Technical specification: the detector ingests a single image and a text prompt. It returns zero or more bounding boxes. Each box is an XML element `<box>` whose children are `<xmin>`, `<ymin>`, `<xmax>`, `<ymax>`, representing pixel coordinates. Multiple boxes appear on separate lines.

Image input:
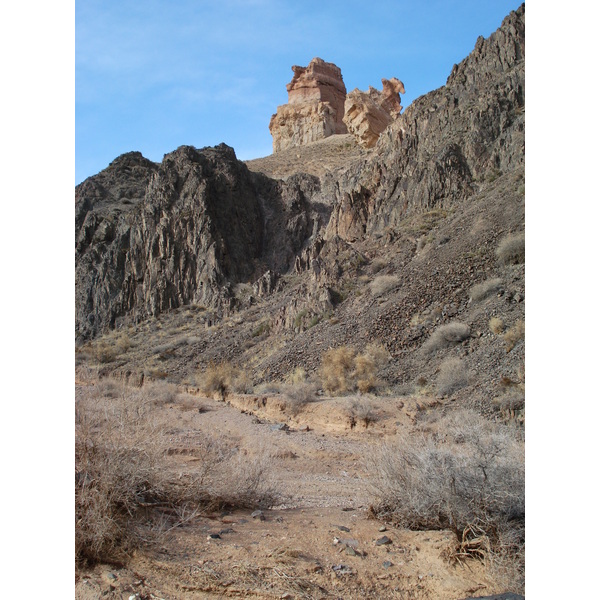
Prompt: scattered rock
<box><xmin>382</xmin><ymin>561</ymin><xmax>393</xmax><ymax>569</ymax></box>
<box><xmin>378</xmin><ymin>525</ymin><xmax>387</xmax><ymax>532</ymax></box>
<box><xmin>375</xmin><ymin>536</ymin><xmax>392</xmax><ymax>546</ymax></box>
<box><xmin>251</xmin><ymin>510</ymin><xmax>265</xmax><ymax>521</ymax></box>
<box><xmin>335</xmin><ymin>525</ymin><xmax>351</xmax><ymax>532</ymax></box>
<box><xmin>207</xmin><ymin>533</ymin><xmax>221</xmax><ymax>540</ymax></box>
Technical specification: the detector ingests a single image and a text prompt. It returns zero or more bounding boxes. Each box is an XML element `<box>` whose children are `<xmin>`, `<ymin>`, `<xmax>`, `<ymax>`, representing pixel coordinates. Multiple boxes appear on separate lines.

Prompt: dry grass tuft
<box><xmin>421</xmin><ymin>322</ymin><xmax>470</xmax><ymax>356</ymax></box>
<box><xmin>198</xmin><ymin>362</ymin><xmax>253</xmax><ymax>398</ymax></box>
<box><xmin>347</xmin><ymin>397</ymin><xmax>377</xmax><ymax>429</ymax></box>
<box><xmin>496</xmin><ymin>232</ymin><xmax>525</xmax><ymax>265</ymax></box>
<box><xmin>369</xmin><ymin>275</ymin><xmax>400</xmax><ymax>297</ymax></box>
<box><xmin>436</xmin><ymin>357</ymin><xmax>469</xmax><ymax>396</ymax></box>
<box><xmin>281</xmin><ymin>381</ymin><xmax>319</xmax><ymax>417</ymax></box>
<box><xmin>469</xmin><ymin>278</ymin><xmax>503</xmax><ymax>302</ymax></box>
<box><xmin>503</xmin><ymin>320</ymin><xmax>525</xmax><ymax>352</ymax></box>
<box><xmin>489</xmin><ymin>316</ymin><xmax>505</xmax><ymax>334</ymax></box>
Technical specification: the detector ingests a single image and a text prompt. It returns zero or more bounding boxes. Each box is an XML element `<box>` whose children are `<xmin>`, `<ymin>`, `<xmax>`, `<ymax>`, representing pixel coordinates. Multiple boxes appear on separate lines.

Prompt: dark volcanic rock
<box><xmin>75</xmin><ymin>144</ymin><xmax>326</xmax><ymax>340</ymax></box>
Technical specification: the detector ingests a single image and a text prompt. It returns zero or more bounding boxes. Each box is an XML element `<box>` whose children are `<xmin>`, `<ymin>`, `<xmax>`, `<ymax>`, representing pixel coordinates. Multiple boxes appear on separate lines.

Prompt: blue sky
<box><xmin>76</xmin><ymin>0</ymin><xmax>522</xmax><ymax>184</ymax></box>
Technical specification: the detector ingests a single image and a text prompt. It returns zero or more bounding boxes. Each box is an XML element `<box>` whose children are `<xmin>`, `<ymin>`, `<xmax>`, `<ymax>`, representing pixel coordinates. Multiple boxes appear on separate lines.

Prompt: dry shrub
<box><xmin>347</xmin><ymin>397</ymin><xmax>377</xmax><ymax>429</ymax></box>
<box><xmin>437</xmin><ymin>357</ymin><xmax>469</xmax><ymax>396</ymax></box>
<box><xmin>320</xmin><ymin>346</ymin><xmax>357</xmax><ymax>395</ymax></box>
<box><xmin>199</xmin><ymin>362</ymin><xmax>253</xmax><ymax>398</ymax></box>
<box><xmin>369</xmin><ymin>275</ymin><xmax>400</xmax><ymax>297</ymax></box>
<box><xmin>489</xmin><ymin>316</ymin><xmax>505</xmax><ymax>334</ymax></box>
<box><xmin>285</xmin><ymin>366</ymin><xmax>307</xmax><ymax>385</ymax></box>
<box><xmin>493</xmin><ymin>392</ymin><xmax>525</xmax><ymax>423</ymax></box>
<box><xmin>93</xmin><ymin>341</ymin><xmax>118</xmax><ymax>364</ymax></box>
<box><xmin>368</xmin><ymin>410</ymin><xmax>524</xmax><ymax>592</ymax></box>
<box><xmin>143</xmin><ymin>380</ymin><xmax>179</xmax><ymax>405</ymax></box>
<box><xmin>421</xmin><ymin>322</ymin><xmax>470</xmax><ymax>356</ymax></box>
<box><xmin>115</xmin><ymin>333</ymin><xmax>132</xmax><ymax>353</ymax></box>
<box><xmin>503</xmin><ymin>320</ymin><xmax>525</xmax><ymax>352</ymax></box>
<box><xmin>469</xmin><ymin>278</ymin><xmax>503</xmax><ymax>302</ymax></box>
<box><xmin>76</xmin><ymin>381</ymin><xmax>276</xmax><ymax>566</ymax></box>
<box><xmin>282</xmin><ymin>381</ymin><xmax>319</xmax><ymax>417</ymax></box>
<box><xmin>320</xmin><ymin>344</ymin><xmax>389</xmax><ymax>395</ymax></box>
<box><xmin>496</xmin><ymin>232</ymin><xmax>525</xmax><ymax>265</ymax></box>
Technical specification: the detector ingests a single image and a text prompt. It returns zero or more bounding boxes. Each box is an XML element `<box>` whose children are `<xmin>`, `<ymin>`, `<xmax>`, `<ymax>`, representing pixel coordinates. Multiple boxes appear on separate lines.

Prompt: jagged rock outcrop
<box><xmin>321</xmin><ymin>4</ymin><xmax>525</xmax><ymax>244</ymax></box>
<box><xmin>269</xmin><ymin>58</ymin><xmax>348</xmax><ymax>152</ymax></box>
<box><xmin>75</xmin><ymin>144</ymin><xmax>329</xmax><ymax>340</ymax></box>
<box><xmin>343</xmin><ymin>77</ymin><xmax>406</xmax><ymax>148</ymax></box>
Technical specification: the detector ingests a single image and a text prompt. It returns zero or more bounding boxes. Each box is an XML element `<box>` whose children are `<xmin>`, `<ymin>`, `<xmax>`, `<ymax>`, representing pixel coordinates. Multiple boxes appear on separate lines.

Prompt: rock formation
<box><xmin>75</xmin><ymin>144</ymin><xmax>329</xmax><ymax>340</ymax></box>
<box><xmin>269</xmin><ymin>58</ymin><xmax>348</xmax><ymax>152</ymax></box>
<box><xmin>343</xmin><ymin>78</ymin><xmax>406</xmax><ymax>148</ymax></box>
<box><xmin>76</xmin><ymin>4</ymin><xmax>525</xmax><ymax>341</ymax></box>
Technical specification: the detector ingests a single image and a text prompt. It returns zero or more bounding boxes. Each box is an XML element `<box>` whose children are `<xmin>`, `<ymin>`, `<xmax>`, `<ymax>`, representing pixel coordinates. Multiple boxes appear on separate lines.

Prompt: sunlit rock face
<box><xmin>343</xmin><ymin>77</ymin><xmax>406</xmax><ymax>149</ymax></box>
<box><xmin>269</xmin><ymin>58</ymin><xmax>348</xmax><ymax>152</ymax></box>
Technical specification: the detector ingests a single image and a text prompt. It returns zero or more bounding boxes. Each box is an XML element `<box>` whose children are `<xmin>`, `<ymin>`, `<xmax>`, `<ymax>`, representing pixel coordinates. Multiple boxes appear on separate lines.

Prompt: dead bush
<box><xmin>143</xmin><ymin>380</ymin><xmax>179</xmax><ymax>405</ymax></box>
<box><xmin>198</xmin><ymin>362</ymin><xmax>252</xmax><ymax>398</ymax></box>
<box><xmin>489</xmin><ymin>316</ymin><xmax>505</xmax><ymax>334</ymax></box>
<box><xmin>76</xmin><ymin>381</ymin><xmax>277</xmax><ymax>566</ymax></box>
<box><xmin>282</xmin><ymin>381</ymin><xmax>319</xmax><ymax>417</ymax></box>
<box><xmin>320</xmin><ymin>346</ymin><xmax>357</xmax><ymax>395</ymax></box>
<box><xmin>437</xmin><ymin>357</ymin><xmax>469</xmax><ymax>396</ymax></box>
<box><xmin>503</xmin><ymin>320</ymin><xmax>525</xmax><ymax>352</ymax></box>
<box><xmin>369</xmin><ymin>275</ymin><xmax>400</xmax><ymax>297</ymax></box>
<box><xmin>421</xmin><ymin>322</ymin><xmax>470</xmax><ymax>356</ymax></box>
<box><xmin>320</xmin><ymin>344</ymin><xmax>389</xmax><ymax>395</ymax></box>
<box><xmin>496</xmin><ymin>232</ymin><xmax>525</xmax><ymax>265</ymax></box>
<box><xmin>348</xmin><ymin>397</ymin><xmax>377</xmax><ymax>429</ymax></box>
<box><xmin>469</xmin><ymin>278</ymin><xmax>503</xmax><ymax>302</ymax></box>
<box><xmin>368</xmin><ymin>410</ymin><xmax>524</xmax><ymax>591</ymax></box>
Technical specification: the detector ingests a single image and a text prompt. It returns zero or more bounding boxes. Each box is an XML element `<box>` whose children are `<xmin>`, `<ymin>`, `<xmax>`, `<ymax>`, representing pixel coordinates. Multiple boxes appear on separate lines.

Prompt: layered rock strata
<box><xmin>343</xmin><ymin>77</ymin><xmax>406</xmax><ymax>148</ymax></box>
<box><xmin>269</xmin><ymin>58</ymin><xmax>348</xmax><ymax>152</ymax></box>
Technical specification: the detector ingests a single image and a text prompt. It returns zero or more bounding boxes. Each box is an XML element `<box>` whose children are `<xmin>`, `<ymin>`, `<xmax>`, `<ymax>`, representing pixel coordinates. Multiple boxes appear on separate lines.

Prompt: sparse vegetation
<box><xmin>76</xmin><ymin>380</ymin><xmax>276</xmax><ymax>565</ymax></box>
<box><xmin>347</xmin><ymin>397</ymin><xmax>377</xmax><ymax>428</ymax></box>
<box><xmin>496</xmin><ymin>232</ymin><xmax>525</xmax><ymax>265</ymax></box>
<box><xmin>369</xmin><ymin>274</ymin><xmax>400</xmax><ymax>297</ymax></box>
<box><xmin>282</xmin><ymin>381</ymin><xmax>319</xmax><ymax>417</ymax></box>
<box><xmin>489</xmin><ymin>316</ymin><xmax>505</xmax><ymax>334</ymax></box>
<box><xmin>469</xmin><ymin>277</ymin><xmax>502</xmax><ymax>302</ymax></box>
<box><xmin>198</xmin><ymin>362</ymin><xmax>253</xmax><ymax>398</ymax></box>
<box><xmin>436</xmin><ymin>357</ymin><xmax>469</xmax><ymax>395</ymax></box>
<box><xmin>320</xmin><ymin>343</ymin><xmax>389</xmax><ymax>395</ymax></box>
<box><xmin>369</xmin><ymin>410</ymin><xmax>524</xmax><ymax>589</ymax></box>
<box><xmin>421</xmin><ymin>322</ymin><xmax>470</xmax><ymax>356</ymax></box>
<box><xmin>503</xmin><ymin>320</ymin><xmax>525</xmax><ymax>352</ymax></box>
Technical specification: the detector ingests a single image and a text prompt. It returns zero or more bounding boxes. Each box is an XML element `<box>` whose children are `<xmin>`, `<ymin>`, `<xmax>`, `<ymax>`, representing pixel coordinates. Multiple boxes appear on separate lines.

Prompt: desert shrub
<box><xmin>421</xmin><ymin>322</ymin><xmax>470</xmax><ymax>356</ymax></box>
<box><xmin>320</xmin><ymin>346</ymin><xmax>356</xmax><ymax>395</ymax></box>
<box><xmin>347</xmin><ymin>397</ymin><xmax>377</xmax><ymax>428</ymax></box>
<box><xmin>493</xmin><ymin>392</ymin><xmax>525</xmax><ymax>423</ymax></box>
<box><xmin>115</xmin><ymin>333</ymin><xmax>132</xmax><ymax>353</ymax></box>
<box><xmin>496</xmin><ymin>232</ymin><xmax>525</xmax><ymax>265</ymax></box>
<box><xmin>354</xmin><ymin>354</ymin><xmax>377</xmax><ymax>393</ymax></box>
<box><xmin>320</xmin><ymin>344</ymin><xmax>389</xmax><ymax>395</ymax></box>
<box><xmin>143</xmin><ymin>380</ymin><xmax>179</xmax><ymax>405</ymax></box>
<box><xmin>93</xmin><ymin>342</ymin><xmax>118</xmax><ymax>364</ymax></box>
<box><xmin>489</xmin><ymin>316</ymin><xmax>505</xmax><ymax>334</ymax></box>
<box><xmin>285</xmin><ymin>366</ymin><xmax>307</xmax><ymax>385</ymax></box>
<box><xmin>368</xmin><ymin>410</ymin><xmax>524</xmax><ymax>590</ymax></box>
<box><xmin>198</xmin><ymin>362</ymin><xmax>237</xmax><ymax>399</ymax></box>
<box><xmin>469</xmin><ymin>278</ymin><xmax>503</xmax><ymax>302</ymax></box>
<box><xmin>252</xmin><ymin>320</ymin><xmax>270</xmax><ymax>338</ymax></box>
<box><xmin>436</xmin><ymin>357</ymin><xmax>469</xmax><ymax>396</ymax></box>
<box><xmin>370</xmin><ymin>275</ymin><xmax>400</xmax><ymax>297</ymax></box>
<box><xmin>76</xmin><ymin>381</ymin><xmax>276</xmax><ymax>565</ymax></box>
<box><xmin>503</xmin><ymin>320</ymin><xmax>525</xmax><ymax>352</ymax></box>
<box><xmin>282</xmin><ymin>381</ymin><xmax>319</xmax><ymax>417</ymax></box>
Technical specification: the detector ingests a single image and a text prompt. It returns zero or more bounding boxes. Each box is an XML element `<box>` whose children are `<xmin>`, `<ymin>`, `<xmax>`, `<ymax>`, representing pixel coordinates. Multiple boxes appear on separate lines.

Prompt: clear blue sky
<box><xmin>76</xmin><ymin>0</ymin><xmax>522</xmax><ymax>184</ymax></box>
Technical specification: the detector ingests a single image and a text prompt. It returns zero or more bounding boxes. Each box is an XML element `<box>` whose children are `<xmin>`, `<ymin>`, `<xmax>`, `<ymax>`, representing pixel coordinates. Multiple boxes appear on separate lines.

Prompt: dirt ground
<box><xmin>76</xmin><ymin>387</ymin><xmax>506</xmax><ymax>600</ymax></box>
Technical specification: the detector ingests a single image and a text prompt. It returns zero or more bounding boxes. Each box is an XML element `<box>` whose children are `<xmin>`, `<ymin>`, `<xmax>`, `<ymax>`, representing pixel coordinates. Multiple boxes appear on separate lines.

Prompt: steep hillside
<box><xmin>76</xmin><ymin>5</ymin><xmax>524</xmax><ymax>405</ymax></box>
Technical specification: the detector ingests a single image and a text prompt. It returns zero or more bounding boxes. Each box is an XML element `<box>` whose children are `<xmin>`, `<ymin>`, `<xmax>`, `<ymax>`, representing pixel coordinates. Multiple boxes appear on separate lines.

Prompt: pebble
<box><xmin>383</xmin><ymin>561</ymin><xmax>393</xmax><ymax>569</ymax></box>
<box><xmin>207</xmin><ymin>533</ymin><xmax>221</xmax><ymax>540</ymax></box>
<box><xmin>375</xmin><ymin>535</ymin><xmax>392</xmax><ymax>546</ymax></box>
<box><xmin>336</xmin><ymin>525</ymin><xmax>351</xmax><ymax>532</ymax></box>
<box><xmin>251</xmin><ymin>510</ymin><xmax>265</xmax><ymax>521</ymax></box>
<box><xmin>378</xmin><ymin>525</ymin><xmax>387</xmax><ymax>532</ymax></box>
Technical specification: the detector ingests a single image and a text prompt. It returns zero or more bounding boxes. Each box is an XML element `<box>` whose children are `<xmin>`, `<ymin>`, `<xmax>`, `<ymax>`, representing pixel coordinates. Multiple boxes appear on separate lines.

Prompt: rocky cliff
<box><xmin>76</xmin><ymin>4</ymin><xmax>524</xmax><ymax>344</ymax></box>
<box><xmin>75</xmin><ymin>144</ymin><xmax>329</xmax><ymax>340</ymax></box>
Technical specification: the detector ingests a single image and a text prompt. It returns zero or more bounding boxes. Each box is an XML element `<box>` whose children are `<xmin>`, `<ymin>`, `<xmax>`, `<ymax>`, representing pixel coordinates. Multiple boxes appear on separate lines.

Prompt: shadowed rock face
<box><xmin>75</xmin><ymin>144</ymin><xmax>327</xmax><ymax>341</ymax></box>
<box><xmin>269</xmin><ymin>57</ymin><xmax>348</xmax><ymax>152</ymax></box>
